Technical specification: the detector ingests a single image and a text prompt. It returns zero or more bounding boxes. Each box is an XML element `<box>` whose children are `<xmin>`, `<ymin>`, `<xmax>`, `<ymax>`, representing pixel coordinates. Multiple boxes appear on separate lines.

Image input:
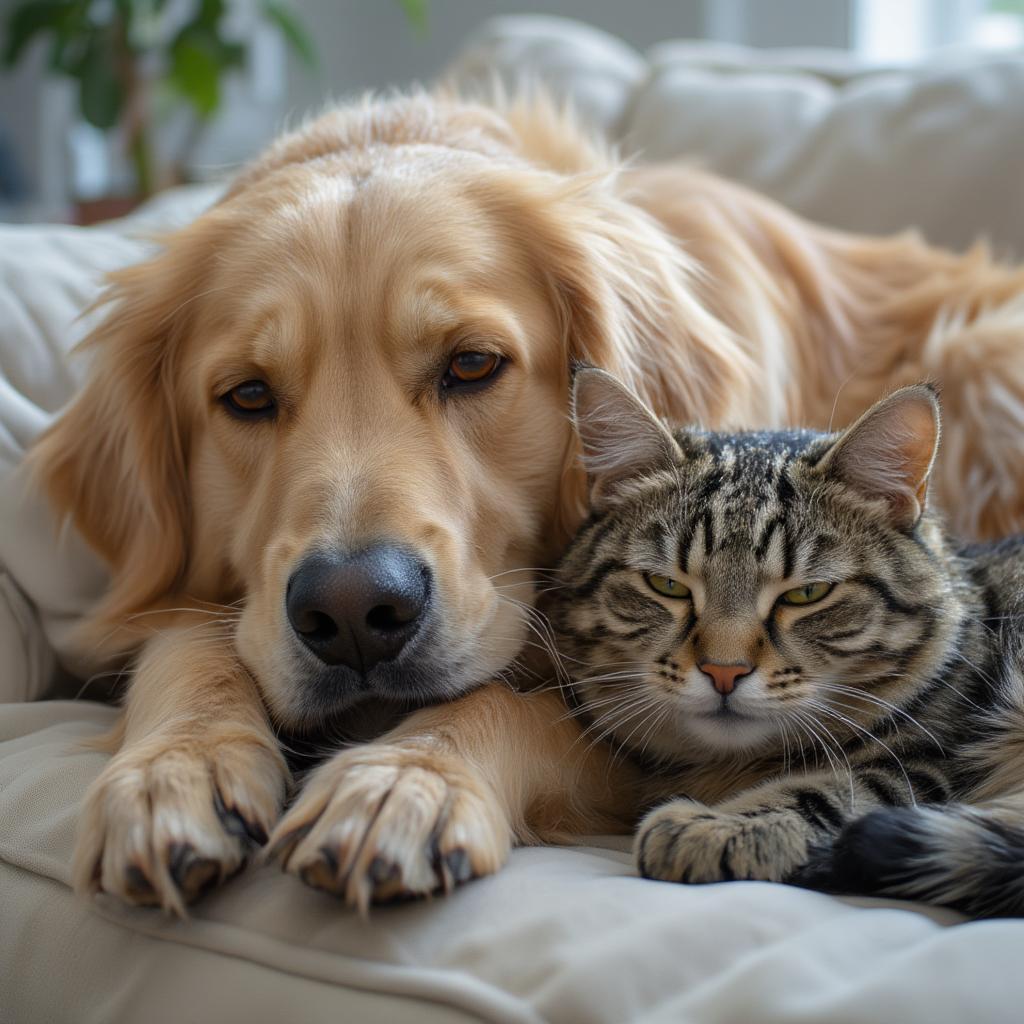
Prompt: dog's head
<box><xmin>35</xmin><ymin>95</ymin><xmax>748</xmax><ymax>729</ymax></box>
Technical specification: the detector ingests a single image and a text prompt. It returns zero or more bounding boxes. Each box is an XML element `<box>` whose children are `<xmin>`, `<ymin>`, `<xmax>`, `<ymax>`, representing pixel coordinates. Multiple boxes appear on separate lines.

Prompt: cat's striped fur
<box><xmin>543</xmin><ymin>367</ymin><xmax>1024</xmax><ymax>918</ymax></box>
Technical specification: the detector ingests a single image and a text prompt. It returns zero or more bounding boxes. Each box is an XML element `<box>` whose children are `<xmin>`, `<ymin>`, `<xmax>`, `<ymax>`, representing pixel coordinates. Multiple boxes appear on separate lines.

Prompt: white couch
<box><xmin>3</xmin><ymin>17</ymin><xmax>1024</xmax><ymax>1023</ymax></box>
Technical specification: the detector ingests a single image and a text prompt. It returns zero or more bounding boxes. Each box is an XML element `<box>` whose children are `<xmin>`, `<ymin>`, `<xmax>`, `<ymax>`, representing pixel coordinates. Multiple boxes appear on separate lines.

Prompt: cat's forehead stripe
<box><xmin>620</xmin><ymin>427</ymin><xmax>840</xmax><ymax>583</ymax></box>
<box><xmin>692</xmin><ymin>446</ymin><xmax>795</xmax><ymax>534</ymax></box>
<box><xmin>682</xmin><ymin>427</ymin><xmax>824</xmax><ymax>456</ymax></box>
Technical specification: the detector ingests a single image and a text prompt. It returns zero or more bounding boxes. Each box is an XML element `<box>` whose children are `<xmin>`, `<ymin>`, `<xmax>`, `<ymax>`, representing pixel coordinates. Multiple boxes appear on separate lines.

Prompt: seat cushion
<box><xmin>2</xmin><ymin>701</ymin><xmax>1023</xmax><ymax>1023</ymax></box>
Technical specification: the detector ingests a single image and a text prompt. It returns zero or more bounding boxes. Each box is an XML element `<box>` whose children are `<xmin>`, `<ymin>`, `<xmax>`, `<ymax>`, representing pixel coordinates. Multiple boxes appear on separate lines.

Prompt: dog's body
<box><xmin>35</xmin><ymin>92</ymin><xmax>1024</xmax><ymax>911</ymax></box>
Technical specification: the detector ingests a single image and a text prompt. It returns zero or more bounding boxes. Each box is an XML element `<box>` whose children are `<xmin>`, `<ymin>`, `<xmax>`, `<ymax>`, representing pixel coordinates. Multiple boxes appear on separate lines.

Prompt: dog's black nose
<box><xmin>286</xmin><ymin>546</ymin><xmax>431</xmax><ymax>672</ymax></box>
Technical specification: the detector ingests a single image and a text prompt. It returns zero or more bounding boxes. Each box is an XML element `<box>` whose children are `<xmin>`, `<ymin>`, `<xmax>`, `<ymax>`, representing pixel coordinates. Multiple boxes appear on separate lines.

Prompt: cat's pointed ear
<box><xmin>572</xmin><ymin>366</ymin><xmax>681</xmax><ymax>507</ymax></box>
<box><xmin>820</xmin><ymin>384</ymin><xmax>940</xmax><ymax>529</ymax></box>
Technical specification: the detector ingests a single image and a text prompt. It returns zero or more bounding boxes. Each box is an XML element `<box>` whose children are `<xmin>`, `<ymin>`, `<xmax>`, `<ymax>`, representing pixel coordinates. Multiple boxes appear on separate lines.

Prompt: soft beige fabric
<box><xmin>451</xmin><ymin>16</ymin><xmax>1024</xmax><ymax>255</ymax></box>
<box><xmin>5</xmin><ymin>20</ymin><xmax>1024</xmax><ymax>1022</ymax></box>
<box><xmin>0</xmin><ymin>186</ymin><xmax>219</xmax><ymax>699</ymax></box>
<box><xmin>5</xmin><ymin>701</ymin><xmax>1024</xmax><ymax>1024</ymax></box>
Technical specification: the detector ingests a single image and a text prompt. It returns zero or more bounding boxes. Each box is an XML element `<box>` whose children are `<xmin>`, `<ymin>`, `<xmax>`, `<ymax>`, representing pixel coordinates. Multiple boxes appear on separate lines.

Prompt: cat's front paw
<box><xmin>636</xmin><ymin>799</ymin><xmax>810</xmax><ymax>884</ymax></box>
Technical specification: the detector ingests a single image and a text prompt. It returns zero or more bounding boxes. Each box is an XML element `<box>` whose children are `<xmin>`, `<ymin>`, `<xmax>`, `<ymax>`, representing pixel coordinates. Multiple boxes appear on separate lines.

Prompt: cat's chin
<box><xmin>683</xmin><ymin>709</ymin><xmax>777</xmax><ymax>754</ymax></box>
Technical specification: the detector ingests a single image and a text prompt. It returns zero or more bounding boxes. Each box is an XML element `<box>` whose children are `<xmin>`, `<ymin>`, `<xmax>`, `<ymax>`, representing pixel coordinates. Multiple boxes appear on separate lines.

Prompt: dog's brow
<box><xmin>404</xmin><ymin>300</ymin><xmax>460</xmax><ymax>345</ymax></box>
<box><xmin>201</xmin><ymin>309</ymin><xmax>298</xmax><ymax>391</ymax></box>
<box><xmin>400</xmin><ymin>292</ymin><xmax>527</xmax><ymax>352</ymax></box>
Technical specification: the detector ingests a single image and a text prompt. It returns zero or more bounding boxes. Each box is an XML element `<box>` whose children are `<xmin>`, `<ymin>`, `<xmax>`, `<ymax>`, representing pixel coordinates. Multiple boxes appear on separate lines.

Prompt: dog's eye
<box><xmin>443</xmin><ymin>351</ymin><xmax>503</xmax><ymax>390</ymax></box>
<box><xmin>222</xmin><ymin>380</ymin><xmax>276</xmax><ymax>419</ymax></box>
<box><xmin>646</xmin><ymin>573</ymin><xmax>690</xmax><ymax>599</ymax></box>
<box><xmin>780</xmin><ymin>582</ymin><xmax>833</xmax><ymax>606</ymax></box>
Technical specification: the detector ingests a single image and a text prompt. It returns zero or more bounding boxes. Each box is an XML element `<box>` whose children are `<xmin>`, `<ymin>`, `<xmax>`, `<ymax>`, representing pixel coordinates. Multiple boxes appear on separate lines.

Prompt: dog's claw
<box><xmin>369</xmin><ymin>854</ymin><xmax>400</xmax><ymax>885</ymax></box>
<box><xmin>318</xmin><ymin>844</ymin><xmax>340</xmax><ymax>876</ymax></box>
<box><xmin>444</xmin><ymin>848</ymin><xmax>473</xmax><ymax>885</ymax></box>
<box><xmin>297</xmin><ymin>845</ymin><xmax>345</xmax><ymax>895</ymax></box>
<box><xmin>168</xmin><ymin>842</ymin><xmax>222</xmax><ymax>901</ymax></box>
<box><xmin>168</xmin><ymin>841</ymin><xmax>193</xmax><ymax>883</ymax></box>
<box><xmin>300</xmin><ymin>859</ymin><xmax>337</xmax><ymax>893</ymax></box>
<box><xmin>214</xmin><ymin>789</ymin><xmax>269</xmax><ymax>846</ymax></box>
<box><xmin>185</xmin><ymin>862</ymin><xmax>220</xmax><ymax>900</ymax></box>
<box><xmin>266</xmin><ymin>823</ymin><xmax>314</xmax><ymax>870</ymax></box>
<box><xmin>124</xmin><ymin>864</ymin><xmax>159</xmax><ymax>904</ymax></box>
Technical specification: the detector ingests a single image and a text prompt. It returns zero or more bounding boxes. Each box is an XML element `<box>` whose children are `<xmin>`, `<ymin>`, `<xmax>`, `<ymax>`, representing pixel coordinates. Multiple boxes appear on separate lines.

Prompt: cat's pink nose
<box><xmin>699</xmin><ymin>662</ymin><xmax>754</xmax><ymax>695</ymax></box>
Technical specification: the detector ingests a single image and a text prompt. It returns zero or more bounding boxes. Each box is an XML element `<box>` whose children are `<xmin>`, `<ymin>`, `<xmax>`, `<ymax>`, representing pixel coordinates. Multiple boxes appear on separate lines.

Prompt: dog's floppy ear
<box><xmin>536</xmin><ymin>174</ymin><xmax>758</xmax><ymax>422</ymax></box>
<box><xmin>490</xmin><ymin>170</ymin><xmax>758</xmax><ymax>539</ymax></box>
<box><xmin>31</xmin><ymin>223</ymin><xmax>216</xmax><ymax>641</ymax></box>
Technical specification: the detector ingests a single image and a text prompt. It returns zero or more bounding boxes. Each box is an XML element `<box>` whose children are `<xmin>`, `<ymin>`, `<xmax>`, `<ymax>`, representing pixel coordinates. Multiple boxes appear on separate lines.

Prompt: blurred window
<box><xmin>973</xmin><ymin>0</ymin><xmax>1024</xmax><ymax>48</ymax></box>
<box><xmin>854</xmin><ymin>0</ymin><xmax>1024</xmax><ymax>60</ymax></box>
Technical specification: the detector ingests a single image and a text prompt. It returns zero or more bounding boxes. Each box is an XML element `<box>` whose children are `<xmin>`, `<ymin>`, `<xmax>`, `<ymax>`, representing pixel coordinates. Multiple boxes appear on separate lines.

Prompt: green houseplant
<box><xmin>2</xmin><ymin>0</ymin><xmax>319</xmax><ymax>208</ymax></box>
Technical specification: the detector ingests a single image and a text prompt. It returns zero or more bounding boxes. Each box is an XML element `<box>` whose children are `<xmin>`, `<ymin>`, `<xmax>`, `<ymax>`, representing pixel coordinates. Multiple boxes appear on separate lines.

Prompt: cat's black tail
<box><xmin>792</xmin><ymin>803</ymin><xmax>1024</xmax><ymax>919</ymax></box>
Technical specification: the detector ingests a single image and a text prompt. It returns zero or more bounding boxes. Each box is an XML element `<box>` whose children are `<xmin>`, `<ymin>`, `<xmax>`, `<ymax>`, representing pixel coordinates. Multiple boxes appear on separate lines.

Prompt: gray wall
<box><xmin>286</xmin><ymin>1</ymin><xmax>703</xmax><ymax>112</ymax></box>
<box><xmin>285</xmin><ymin>1</ymin><xmax>853</xmax><ymax>112</ymax></box>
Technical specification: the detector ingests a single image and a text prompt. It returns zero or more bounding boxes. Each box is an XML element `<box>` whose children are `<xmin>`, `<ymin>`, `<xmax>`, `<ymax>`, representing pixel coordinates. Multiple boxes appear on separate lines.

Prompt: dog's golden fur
<box><xmin>34</xmin><ymin>90</ymin><xmax>1024</xmax><ymax>912</ymax></box>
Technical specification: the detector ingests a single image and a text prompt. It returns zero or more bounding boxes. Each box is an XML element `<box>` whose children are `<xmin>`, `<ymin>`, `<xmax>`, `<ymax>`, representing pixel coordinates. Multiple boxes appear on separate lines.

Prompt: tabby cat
<box><xmin>543</xmin><ymin>367</ymin><xmax>1024</xmax><ymax>919</ymax></box>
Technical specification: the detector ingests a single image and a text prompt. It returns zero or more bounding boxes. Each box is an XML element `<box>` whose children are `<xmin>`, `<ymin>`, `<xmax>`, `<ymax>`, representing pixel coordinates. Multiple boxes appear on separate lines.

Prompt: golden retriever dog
<box><xmin>35</xmin><ymin>90</ymin><xmax>1024</xmax><ymax>913</ymax></box>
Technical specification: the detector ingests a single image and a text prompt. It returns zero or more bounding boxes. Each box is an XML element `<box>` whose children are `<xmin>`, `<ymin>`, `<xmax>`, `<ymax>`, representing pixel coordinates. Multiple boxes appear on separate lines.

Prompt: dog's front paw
<box><xmin>75</xmin><ymin>735</ymin><xmax>286</xmax><ymax>914</ymax></box>
<box><xmin>267</xmin><ymin>743</ymin><xmax>511</xmax><ymax>911</ymax></box>
<box><xmin>636</xmin><ymin>799</ymin><xmax>810</xmax><ymax>884</ymax></box>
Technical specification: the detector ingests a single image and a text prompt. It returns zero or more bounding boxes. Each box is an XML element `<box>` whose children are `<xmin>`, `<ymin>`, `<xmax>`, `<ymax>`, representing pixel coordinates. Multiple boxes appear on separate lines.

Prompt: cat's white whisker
<box><xmin>805</xmin><ymin>700</ymin><xmax>919</xmax><ymax>807</ymax></box>
<box><xmin>816</xmin><ymin>685</ymin><xmax>946</xmax><ymax>753</ymax></box>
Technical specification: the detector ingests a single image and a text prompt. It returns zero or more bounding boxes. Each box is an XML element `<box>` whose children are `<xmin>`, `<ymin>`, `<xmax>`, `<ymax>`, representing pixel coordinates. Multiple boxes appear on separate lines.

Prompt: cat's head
<box><xmin>544</xmin><ymin>367</ymin><xmax>954</xmax><ymax>761</ymax></box>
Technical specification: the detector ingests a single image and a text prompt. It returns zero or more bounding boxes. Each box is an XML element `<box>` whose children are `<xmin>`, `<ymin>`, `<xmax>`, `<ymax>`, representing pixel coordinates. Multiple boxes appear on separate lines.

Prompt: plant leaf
<box><xmin>193</xmin><ymin>0</ymin><xmax>227</xmax><ymax>31</ymax></box>
<box><xmin>260</xmin><ymin>0</ymin><xmax>317</xmax><ymax>68</ymax></box>
<box><xmin>2</xmin><ymin>1</ymin><xmax>78</xmax><ymax>67</ymax></box>
<box><xmin>76</xmin><ymin>31</ymin><xmax>123</xmax><ymax>130</ymax></box>
<box><xmin>219</xmin><ymin>40</ymin><xmax>245</xmax><ymax>70</ymax></box>
<box><xmin>169</xmin><ymin>36</ymin><xmax>221</xmax><ymax>118</ymax></box>
<box><xmin>48</xmin><ymin>25</ymin><xmax>87</xmax><ymax>73</ymax></box>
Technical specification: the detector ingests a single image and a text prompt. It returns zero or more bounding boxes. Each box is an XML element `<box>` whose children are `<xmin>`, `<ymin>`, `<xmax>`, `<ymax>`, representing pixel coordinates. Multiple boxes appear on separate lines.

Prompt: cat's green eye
<box><xmin>646</xmin><ymin>573</ymin><xmax>691</xmax><ymax>599</ymax></box>
<box><xmin>780</xmin><ymin>582</ymin><xmax>833</xmax><ymax>606</ymax></box>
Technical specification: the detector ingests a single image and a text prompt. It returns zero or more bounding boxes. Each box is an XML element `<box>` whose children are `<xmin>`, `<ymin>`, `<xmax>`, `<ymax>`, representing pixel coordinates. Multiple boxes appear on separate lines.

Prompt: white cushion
<box><xmin>450</xmin><ymin>16</ymin><xmax>1024</xmax><ymax>255</ymax></box>
<box><xmin>5</xmin><ymin>701</ymin><xmax>1024</xmax><ymax>1023</ymax></box>
<box><xmin>0</xmin><ymin>186</ymin><xmax>219</xmax><ymax>700</ymax></box>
